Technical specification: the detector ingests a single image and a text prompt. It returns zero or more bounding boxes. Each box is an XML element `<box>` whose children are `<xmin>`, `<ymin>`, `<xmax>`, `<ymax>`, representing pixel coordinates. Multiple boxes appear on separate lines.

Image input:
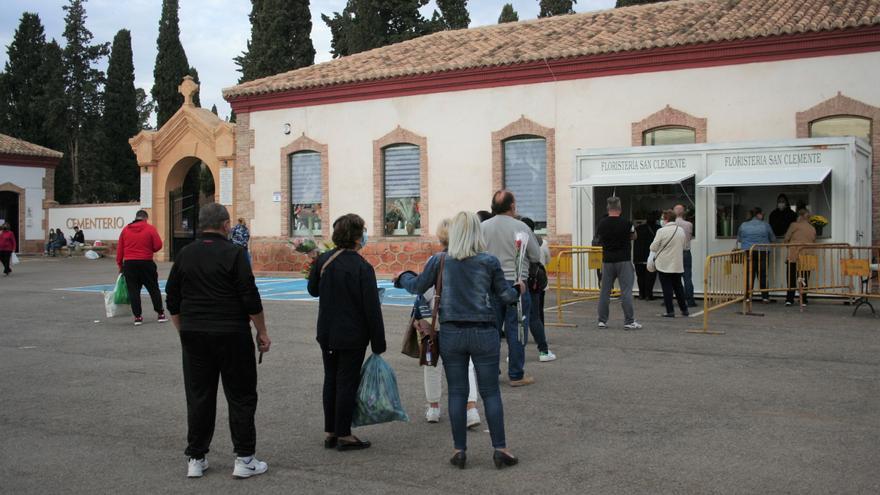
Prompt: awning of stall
<box><xmin>697</xmin><ymin>167</ymin><xmax>831</xmax><ymax>187</ymax></box>
<box><xmin>570</xmin><ymin>171</ymin><xmax>694</xmax><ymax>188</ymax></box>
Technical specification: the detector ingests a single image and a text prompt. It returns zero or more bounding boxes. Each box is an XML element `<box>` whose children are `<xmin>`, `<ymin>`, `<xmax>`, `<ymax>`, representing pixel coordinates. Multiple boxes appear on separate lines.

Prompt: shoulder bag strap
<box><xmin>656</xmin><ymin>226</ymin><xmax>680</xmax><ymax>259</ymax></box>
<box><xmin>319</xmin><ymin>249</ymin><xmax>347</xmax><ymax>276</ymax></box>
<box><xmin>429</xmin><ymin>254</ymin><xmax>445</xmax><ymax>333</ymax></box>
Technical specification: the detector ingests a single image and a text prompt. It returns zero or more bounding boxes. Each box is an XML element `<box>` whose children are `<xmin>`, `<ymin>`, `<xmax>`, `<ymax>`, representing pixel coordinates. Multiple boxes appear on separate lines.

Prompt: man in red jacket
<box><xmin>117</xmin><ymin>210</ymin><xmax>167</xmax><ymax>326</ymax></box>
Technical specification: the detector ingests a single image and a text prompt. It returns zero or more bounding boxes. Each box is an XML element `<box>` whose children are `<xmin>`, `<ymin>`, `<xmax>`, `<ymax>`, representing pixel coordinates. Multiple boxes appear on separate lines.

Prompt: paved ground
<box><xmin>1</xmin><ymin>257</ymin><xmax>878</xmax><ymax>494</ymax></box>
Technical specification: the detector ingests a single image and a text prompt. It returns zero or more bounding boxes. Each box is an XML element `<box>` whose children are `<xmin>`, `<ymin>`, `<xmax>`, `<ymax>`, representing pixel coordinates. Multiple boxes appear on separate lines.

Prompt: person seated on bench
<box><xmin>54</xmin><ymin>228</ymin><xmax>68</xmax><ymax>255</ymax></box>
<box><xmin>69</xmin><ymin>226</ymin><xmax>85</xmax><ymax>256</ymax></box>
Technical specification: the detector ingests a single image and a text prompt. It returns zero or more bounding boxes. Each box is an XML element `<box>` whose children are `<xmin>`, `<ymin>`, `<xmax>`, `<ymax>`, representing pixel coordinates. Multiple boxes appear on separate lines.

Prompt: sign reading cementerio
<box><xmin>48</xmin><ymin>203</ymin><xmax>141</xmax><ymax>242</ymax></box>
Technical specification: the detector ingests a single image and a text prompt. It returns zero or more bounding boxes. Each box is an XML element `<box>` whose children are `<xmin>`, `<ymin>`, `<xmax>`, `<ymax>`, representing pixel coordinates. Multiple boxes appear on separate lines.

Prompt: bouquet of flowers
<box><xmin>288</xmin><ymin>234</ymin><xmax>335</xmax><ymax>278</ymax></box>
<box><xmin>808</xmin><ymin>215</ymin><xmax>828</xmax><ymax>228</ymax></box>
<box><xmin>513</xmin><ymin>231</ymin><xmax>529</xmax><ymax>344</ymax></box>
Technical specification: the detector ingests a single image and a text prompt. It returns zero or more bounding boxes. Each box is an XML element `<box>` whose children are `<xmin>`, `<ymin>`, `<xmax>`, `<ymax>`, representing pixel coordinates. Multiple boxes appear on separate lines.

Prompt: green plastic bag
<box><xmin>113</xmin><ymin>274</ymin><xmax>130</xmax><ymax>305</ymax></box>
<box><xmin>352</xmin><ymin>354</ymin><xmax>409</xmax><ymax>427</ymax></box>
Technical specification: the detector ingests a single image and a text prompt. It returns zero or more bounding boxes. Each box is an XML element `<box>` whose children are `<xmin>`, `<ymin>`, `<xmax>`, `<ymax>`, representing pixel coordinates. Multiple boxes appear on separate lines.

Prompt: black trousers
<box><xmin>123</xmin><ymin>260</ymin><xmax>164</xmax><ymax>317</ymax></box>
<box><xmin>0</xmin><ymin>251</ymin><xmax>11</xmax><ymax>274</ymax></box>
<box><xmin>321</xmin><ymin>347</ymin><xmax>366</xmax><ymax>438</ymax></box>
<box><xmin>634</xmin><ymin>263</ymin><xmax>656</xmax><ymax>299</ymax></box>
<box><xmin>748</xmin><ymin>251</ymin><xmax>769</xmax><ymax>300</ymax></box>
<box><xmin>180</xmin><ymin>331</ymin><xmax>258</xmax><ymax>458</ymax></box>
<box><xmin>786</xmin><ymin>261</ymin><xmax>809</xmax><ymax>304</ymax></box>
<box><xmin>658</xmin><ymin>271</ymin><xmax>689</xmax><ymax>315</ymax></box>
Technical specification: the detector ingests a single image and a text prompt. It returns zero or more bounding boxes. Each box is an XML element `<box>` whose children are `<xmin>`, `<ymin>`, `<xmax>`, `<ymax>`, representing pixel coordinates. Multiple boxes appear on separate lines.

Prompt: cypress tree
<box><xmin>135</xmin><ymin>88</ymin><xmax>155</xmax><ymax>130</ymax></box>
<box><xmin>187</xmin><ymin>66</ymin><xmax>201</xmax><ymax>108</ymax></box>
<box><xmin>236</xmin><ymin>0</ymin><xmax>316</xmax><ymax>83</ymax></box>
<box><xmin>101</xmin><ymin>29</ymin><xmax>139</xmax><ymax>201</ymax></box>
<box><xmin>210</xmin><ymin>104</ymin><xmax>218</xmax><ymax>115</ymax></box>
<box><xmin>498</xmin><ymin>3</ymin><xmax>519</xmax><ymax>23</ymax></box>
<box><xmin>436</xmin><ymin>0</ymin><xmax>470</xmax><ymax>30</ymax></box>
<box><xmin>323</xmin><ymin>0</ymin><xmax>433</xmax><ymax>58</ymax></box>
<box><xmin>152</xmin><ymin>0</ymin><xmax>191</xmax><ymax>127</ymax></box>
<box><xmin>0</xmin><ymin>13</ymin><xmax>48</xmax><ymax>144</ymax></box>
<box><xmin>62</xmin><ymin>0</ymin><xmax>109</xmax><ymax>203</ymax></box>
<box><xmin>616</xmin><ymin>0</ymin><xmax>668</xmax><ymax>7</ymax></box>
<box><xmin>539</xmin><ymin>0</ymin><xmax>577</xmax><ymax>18</ymax></box>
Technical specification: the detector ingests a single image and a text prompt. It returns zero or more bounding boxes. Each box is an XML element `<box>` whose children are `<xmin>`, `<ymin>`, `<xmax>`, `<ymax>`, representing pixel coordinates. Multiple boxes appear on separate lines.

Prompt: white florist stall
<box><xmin>571</xmin><ymin>137</ymin><xmax>872</xmax><ymax>293</ymax></box>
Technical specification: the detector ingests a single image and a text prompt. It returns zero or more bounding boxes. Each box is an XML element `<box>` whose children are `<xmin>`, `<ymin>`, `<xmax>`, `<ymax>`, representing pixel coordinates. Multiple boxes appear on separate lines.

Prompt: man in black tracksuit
<box><xmin>165</xmin><ymin>203</ymin><xmax>272</xmax><ymax>479</ymax></box>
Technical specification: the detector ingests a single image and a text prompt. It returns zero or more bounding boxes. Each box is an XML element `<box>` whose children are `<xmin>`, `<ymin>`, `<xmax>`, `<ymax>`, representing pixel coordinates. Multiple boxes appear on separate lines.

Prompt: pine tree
<box><xmin>152</xmin><ymin>0</ymin><xmax>191</xmax><ymax>127</ymax></box>
<box><xmin>101</xmin><ymin>29</ymin><xmax>139</xmax><ymax>201</ymax></box>
<box><xmin>498</xmin><ymin>3</ymin><xmax>519</xmax><ymax>23</ymax></box>
<box><xmin>0</xmin><ymin>13</ymin><xmax>49</xmax><ymax>144</ymax></box>
<box><xmin>322</xmin><ymin>0</ymin><xmax>434</xmax><ymax>58</ymax></box>
<box><xmin>37</xmin><ymin>41</ymin><xmax>70</xmax><ymax>202</ymax></box>
<box><xmin>616</xmin><ymin>0</ymin><xmax>668</xmax><ymax>7</ymax></box>
<box><xmin>210</xmin><ymin>104</ymin><xmax>218</xmax><ymax>115</ymax></box>
<box><xmin>235</xmin><ymin>0</ymin><xmax>316</xmax><ymax>83</ymax></box>
<box><xmin>62</xmin><ymin>0</ymin><xmax>109</xmax><ymax>203</ymax></box>
<box><xmin>436</xmin><ymin>0</ymin><xmax>470</xmax><ymax>29</ymax></box>
<box><xmin>539</xmin><ymin>0</ymin><xmax>577</xmax><ymax>17</ymax></box>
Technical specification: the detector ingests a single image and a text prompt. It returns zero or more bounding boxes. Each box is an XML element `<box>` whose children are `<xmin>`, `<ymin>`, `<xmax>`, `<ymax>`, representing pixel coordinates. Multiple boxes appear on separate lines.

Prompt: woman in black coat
<box><xmin>307</xmin><ymin>213</ymin><xmax>386</xmax><ymax>451</ymax></box>
<box><xmin>633</xmin><ymin>211</ymin><xmax>660</xmax><ymax>300</ymax></box>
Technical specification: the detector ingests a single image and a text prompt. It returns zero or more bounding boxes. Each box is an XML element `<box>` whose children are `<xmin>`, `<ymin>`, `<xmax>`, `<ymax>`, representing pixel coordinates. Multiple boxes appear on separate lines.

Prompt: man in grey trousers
<box><xmin>595</xmin><ymin>197</ymin><xmax>642</xmax><ymax>330</ymax></box>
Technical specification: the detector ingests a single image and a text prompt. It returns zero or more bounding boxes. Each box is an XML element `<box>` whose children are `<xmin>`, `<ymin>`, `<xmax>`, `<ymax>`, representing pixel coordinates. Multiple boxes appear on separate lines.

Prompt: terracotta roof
<box><xmin>0</xmin><ymin>133</ymin><xmax>63</xmax><ymax>159</ymax></box>
<box><xmin>223</xmin><ymin>0</ymin><xmax>880</xmax><ymax>99</ymax></box>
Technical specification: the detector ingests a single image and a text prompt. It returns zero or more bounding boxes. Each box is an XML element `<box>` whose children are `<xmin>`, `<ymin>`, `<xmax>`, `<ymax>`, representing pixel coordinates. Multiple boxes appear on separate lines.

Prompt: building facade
<box><xmin>222</xmin><ymin>0</ymin><xmax>880</xmax><ymax>274</ymax></box>
<box><xmin>0</xmin><ymin>133</ymin><xmax>62</xmax><ymax>254</ymax></box>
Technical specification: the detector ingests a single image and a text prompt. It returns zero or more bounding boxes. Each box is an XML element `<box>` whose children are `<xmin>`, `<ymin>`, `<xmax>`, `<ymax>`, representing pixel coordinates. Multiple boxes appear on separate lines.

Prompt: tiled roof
<box><xmin>0</xmin><ymin>133</ymin><xmax>63</xmax><ymax>159</ymax></box>
<box><xmin>224</xmin><ymin>0</ymin><xmax>880</xmax><ymax>99</ymax></box>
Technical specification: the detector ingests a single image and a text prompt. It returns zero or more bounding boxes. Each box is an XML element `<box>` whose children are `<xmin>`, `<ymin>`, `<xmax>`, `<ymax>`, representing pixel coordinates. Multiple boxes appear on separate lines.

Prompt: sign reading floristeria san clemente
<box><xmin>708</xmin><ymin>147</ymin><xmax>841</xmax><ymax>169</ymax></box>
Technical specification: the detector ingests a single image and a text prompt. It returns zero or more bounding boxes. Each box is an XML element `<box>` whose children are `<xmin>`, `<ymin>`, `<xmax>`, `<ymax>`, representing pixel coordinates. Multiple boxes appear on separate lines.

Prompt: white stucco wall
<box><xmin>245</xmin><ymin>51</ymin><xmax>880</xmax><ymax>238</ymax></box>
<box><xmin>0</xmin><ymin>164</ymin><xmax>46</xmax><ymax>241</ymax></box>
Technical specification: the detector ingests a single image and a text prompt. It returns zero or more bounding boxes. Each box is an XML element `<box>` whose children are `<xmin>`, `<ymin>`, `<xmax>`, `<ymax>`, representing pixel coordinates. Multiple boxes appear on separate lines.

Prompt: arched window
<box><xmin>808</xmin><ymin>115</ymin><xmax>871</xmax><ymax>141</ymax></box>
<box><xmin>503</xmin><ymin>136</ymin><xmax>547</xmax><ymax>231</ymax></box>
<box><xmin>383</xmin><ymin>143</ymin><xmax>421</xmax><ymax>236</ymax></box>
<box><xmin>642</xmin><ymin>126</ymin><xmax>697</xmax><ymax>146</ymax></box>
<box><xmin>289</xmin><ymin>150</ymin><xmax>322</xmax><ymax>236</ymax></box>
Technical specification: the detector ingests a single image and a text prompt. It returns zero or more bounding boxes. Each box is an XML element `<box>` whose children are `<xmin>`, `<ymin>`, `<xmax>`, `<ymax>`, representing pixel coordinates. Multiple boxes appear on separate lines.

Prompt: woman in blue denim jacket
<box><xmin>395</xmin><ymin>211</ymin><xmax>524</xmax><ymax>470</ymax></box>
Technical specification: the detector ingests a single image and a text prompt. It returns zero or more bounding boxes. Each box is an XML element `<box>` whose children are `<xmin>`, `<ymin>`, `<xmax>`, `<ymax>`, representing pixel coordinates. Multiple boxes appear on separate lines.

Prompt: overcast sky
<box><xmin>0</xmin><ymin>0</ymin><xmax>616</xmax><ymax>122</ymax></box>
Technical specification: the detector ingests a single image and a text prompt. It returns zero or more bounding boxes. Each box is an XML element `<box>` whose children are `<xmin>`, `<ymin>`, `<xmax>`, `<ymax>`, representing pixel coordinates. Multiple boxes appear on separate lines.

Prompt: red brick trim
<box><xmin>796</xmin><ymin>92</ymin><xmax>880</xmax><ymax>244</ymax></box>
<box><xmin>0</xmin><ymin>182</ymin><xmax>26</xmax><ymax>251</ymax></box>
<box><xmin>372</xmin><ymin>127</ymin><xmax>429</xmax><ymax>238</ymax></box>
<box><xmin>631</xmin><ymin>105</ymin><xmax>707</xmax><ymax>145</ymax></box>
<box><xmin>0</xmin><ymin>153</ymin><xmax>60</xmax><ymax>168</ymax></box>
<box><xmin>233</xmin><ymin>113</ymin><xmax>256</xmax><ymax>225</ymax></box>
<box><xmin>491</xmin><ymin>116</ymin><xmax>556</xmax><ymax>235</ymax></box>
<box><xmin>228</xmin><ymin>26</ymin><xmax>880</xmax><ymax>113</ymax></box>
<box><xmin>279</xmin><ymin>134</ymin><xmax>330</xmax><ymax>238</ymax></box>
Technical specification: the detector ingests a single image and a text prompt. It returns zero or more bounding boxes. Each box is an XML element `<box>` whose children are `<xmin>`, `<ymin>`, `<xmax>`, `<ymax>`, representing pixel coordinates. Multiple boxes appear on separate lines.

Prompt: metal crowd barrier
<box><xmin>545</xmin><ymin>245</ymin><xmax>613</xmax><ymax>328</ymax></box>
<box><xmin>690</xmin><ymin>249</ymin><xmax>749</xmax><ymax>335</ymax></box>
<box><xmin>743</xmin><ymin>243</ymin><xmax>879</xmax><ymax>315</ymax></box>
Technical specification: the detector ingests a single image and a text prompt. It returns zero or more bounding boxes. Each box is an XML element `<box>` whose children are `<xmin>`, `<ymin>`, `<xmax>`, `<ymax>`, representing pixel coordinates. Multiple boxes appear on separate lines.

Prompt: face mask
<box><xmin>659</xmin><ymin>220</ymin><xmax>667</xmax><ymax>227</ymax></box>
<box><xmin>360</xmin><ymin>233</ymin><xmax>368</xmax><ymax>248</ymax></box>
<box><xmin>777</xmin><ymin>203</ymin><xmax>786</xmax><ymax>210</ymax></box>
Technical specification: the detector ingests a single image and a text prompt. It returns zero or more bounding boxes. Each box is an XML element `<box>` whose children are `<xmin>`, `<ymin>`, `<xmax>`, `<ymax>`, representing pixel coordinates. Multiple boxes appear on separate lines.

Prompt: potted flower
<box><xmin>394</xmin><ymin>198</ymin><xmax>419</xmax><ymax>236</ymax></box>
<box><xmin>384</xmin><ymin>210</ymin><xmax>400</xmax><ymax>236</ymax></box>
<box><xmin>809</xmin><ymin>214</ymin><xmax>828</xmax><ymax>236</ymax></box>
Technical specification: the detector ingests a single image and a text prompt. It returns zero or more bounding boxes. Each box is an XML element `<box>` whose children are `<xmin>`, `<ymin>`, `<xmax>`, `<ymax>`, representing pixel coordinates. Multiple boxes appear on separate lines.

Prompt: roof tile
<box><xmin>0</xmin><ymin>133</ymin><xmax>63</xmax><ymax>159</ymax></box>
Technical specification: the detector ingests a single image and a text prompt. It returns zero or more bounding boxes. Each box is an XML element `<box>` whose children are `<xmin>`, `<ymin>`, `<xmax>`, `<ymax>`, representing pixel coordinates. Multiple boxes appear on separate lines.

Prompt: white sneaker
<box><xmin>539</xmin><ymin>350</ymin><xmax>557</xmax><ymax>362</ymax></box>
<box><xmin>597</xmin><ymin>321</ymin><xmax>607</xmax><ymax>329</ymax></box>
<box><xmin>232</xmin><ymin>456</ymin><xmax>268</xmax><ymax>479</ymax></box>
<box><xmin>187</xmin><ymin>457</ymin><xmax>209</xmax><ymax>478</ymax></box>
<box><xmin>425</xmin><ymin>406</ymin><xmax>441</xmax><ymax>423</ymax></box>
<box><xmin>624</xmin><ymin>321</ymin><xmax>643</xmax><ymax>330</ymax></box>
<box><xmin>466</xmin><ymin>408</ymin><xmax>481</xmax><ymax>429</ymax></box>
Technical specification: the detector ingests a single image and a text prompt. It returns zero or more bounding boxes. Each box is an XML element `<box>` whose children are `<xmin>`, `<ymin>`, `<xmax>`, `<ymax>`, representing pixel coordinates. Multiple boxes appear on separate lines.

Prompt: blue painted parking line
<box><xmin>57</xmin><ymin>277</ymin><xmax>417</xmax><ymax>307</ymax></box>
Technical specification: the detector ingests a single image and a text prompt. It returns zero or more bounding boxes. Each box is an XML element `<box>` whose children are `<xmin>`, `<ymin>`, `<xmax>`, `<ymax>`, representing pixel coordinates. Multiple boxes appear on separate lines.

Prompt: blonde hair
<box><xmin>436</xmin><ymin>218</ymin><xmax>451</xmax><ymax>247</ymax></box>
<box><xmin>447</xmin><ymin>211</ymin><xmax>485</xmax><ymax>260</ymax></box>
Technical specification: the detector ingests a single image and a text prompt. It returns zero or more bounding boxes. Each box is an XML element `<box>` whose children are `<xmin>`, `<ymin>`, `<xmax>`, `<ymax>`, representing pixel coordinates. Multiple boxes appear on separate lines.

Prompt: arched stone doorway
<box><xmin>167</xmin><ymin>157</ymin><xmax>216</xmax><ymax>257</ymax></box>
<box><xmin>129</xmin><ymin>76</ymin><xmax>235</xmax><ymax>261</ymax></box>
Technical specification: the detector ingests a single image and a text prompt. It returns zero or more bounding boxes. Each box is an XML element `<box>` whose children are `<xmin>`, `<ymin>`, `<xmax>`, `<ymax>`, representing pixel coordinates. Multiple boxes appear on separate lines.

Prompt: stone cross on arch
<box><xmin>178</xmin><ymin>75</ymin><xmax>199</xmax><ymax>107</ymax></box>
